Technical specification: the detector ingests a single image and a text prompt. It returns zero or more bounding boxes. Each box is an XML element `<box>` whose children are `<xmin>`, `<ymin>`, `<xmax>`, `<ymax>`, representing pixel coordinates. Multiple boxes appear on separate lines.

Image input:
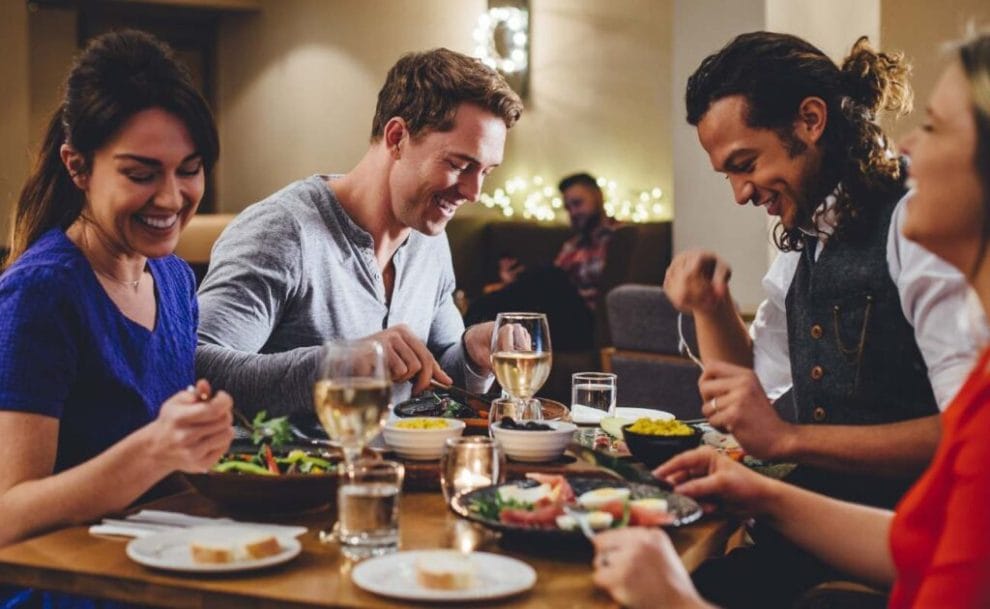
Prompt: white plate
<box><xmin>572</xmin><ymin>405</ymin><xmax>674</xmax><ymax>426</ymax></box>
<box><xmin>126</xmin><ymin>525</ymin><xmax>302</xmax><ymax>573</ymax></box>
<box><xmin>351</xmin><ymin>550</ymin><xmax>536</xmax><ymax>602</ymax></box>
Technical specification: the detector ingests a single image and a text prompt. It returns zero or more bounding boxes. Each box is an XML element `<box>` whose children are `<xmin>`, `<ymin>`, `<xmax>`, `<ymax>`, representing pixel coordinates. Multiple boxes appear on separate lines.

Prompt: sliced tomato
<box><xmin>263</xmin><ymin>444</ymin><xmax>280</xmax><ymax>474</ymax></box>
<box><xmin>499</xmin><ymin>503</ymin><xmax>564</xmax><ymax>528</ymax></box>
<box><xmin>594</xmin><ymin>499</ymin><xmax>627</xmax><ymax>521</ymax></box>
<box><xmin>629</xmin><ymin>504</ymin><xmax>676</xmax><ymax>527</ymax></box>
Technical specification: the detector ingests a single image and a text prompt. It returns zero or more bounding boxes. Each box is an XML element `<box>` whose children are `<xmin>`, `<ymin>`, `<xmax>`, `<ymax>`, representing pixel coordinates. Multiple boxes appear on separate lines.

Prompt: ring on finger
<box><xmin>710</xmin><ymin>397</ymin><xmax>719</xmax><ymax>414</ymax></box>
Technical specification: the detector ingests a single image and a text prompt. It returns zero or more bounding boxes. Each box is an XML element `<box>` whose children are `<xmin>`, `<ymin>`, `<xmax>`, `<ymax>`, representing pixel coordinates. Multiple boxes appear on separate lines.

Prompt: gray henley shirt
<box><xmin>196</xmin><ymin>175</ymin><xmax>490</xmax><ymax>417</ymax></box>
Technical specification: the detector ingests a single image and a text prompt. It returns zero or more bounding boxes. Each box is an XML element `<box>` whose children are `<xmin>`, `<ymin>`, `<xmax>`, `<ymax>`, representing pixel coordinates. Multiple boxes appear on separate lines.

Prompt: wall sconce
<box><xmin>473</xmin><ymin>0</ymin><xmax>530</xmax><ymax>97</ymax></box>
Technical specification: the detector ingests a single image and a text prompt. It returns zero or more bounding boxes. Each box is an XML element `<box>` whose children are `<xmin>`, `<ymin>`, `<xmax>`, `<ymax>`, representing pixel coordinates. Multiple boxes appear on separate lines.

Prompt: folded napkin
<box><xmin>570</xmin><ymin>404</ymin><xmax>607</xmax><ymax>425</ymax></box>
<box><xmin>89</xmin><ymin>509</ymin><xmax>308</xmax><ymax>539</ymax></box>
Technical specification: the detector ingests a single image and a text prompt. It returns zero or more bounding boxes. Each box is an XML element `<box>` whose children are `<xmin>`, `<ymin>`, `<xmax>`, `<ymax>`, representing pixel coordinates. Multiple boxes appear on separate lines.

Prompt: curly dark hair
<box><xmin>686</xmin><ymin>32</ymin><xmax>912</xmax><ymax>251</ymax></box>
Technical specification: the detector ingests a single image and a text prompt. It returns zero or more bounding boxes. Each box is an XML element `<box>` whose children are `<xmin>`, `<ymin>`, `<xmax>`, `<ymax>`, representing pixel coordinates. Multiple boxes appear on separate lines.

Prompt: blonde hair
<box><xmin>956</xmin><ymin>31</ymin><xmax>990</xmax><ymax>274</ymax></box>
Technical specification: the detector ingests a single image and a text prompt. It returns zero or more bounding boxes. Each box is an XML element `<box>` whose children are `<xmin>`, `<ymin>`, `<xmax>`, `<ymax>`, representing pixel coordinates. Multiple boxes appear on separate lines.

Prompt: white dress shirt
<box><xmin>751</xmin><ymin>192</ymin><xmax>981</xmax><ymax>410</ymax></box>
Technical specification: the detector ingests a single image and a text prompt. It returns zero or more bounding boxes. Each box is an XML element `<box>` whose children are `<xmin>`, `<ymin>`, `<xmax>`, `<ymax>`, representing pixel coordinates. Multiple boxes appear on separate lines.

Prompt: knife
<box><xmin>568</xmin><ymin>442</ymin><xmax>675</xmax><ymax>491</ymax></box>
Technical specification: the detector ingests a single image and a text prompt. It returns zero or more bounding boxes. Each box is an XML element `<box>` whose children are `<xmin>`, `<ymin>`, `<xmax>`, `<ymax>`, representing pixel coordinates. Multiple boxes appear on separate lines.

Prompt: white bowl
<box><xmin>383</xmin><ymin>418</ymin><xmax>466</xmax><ymax>460</ymax></box>
<box><xmin>490</xmin><ymin>421</ymin><xmax>578</xmax><ymax>463</ymax></box>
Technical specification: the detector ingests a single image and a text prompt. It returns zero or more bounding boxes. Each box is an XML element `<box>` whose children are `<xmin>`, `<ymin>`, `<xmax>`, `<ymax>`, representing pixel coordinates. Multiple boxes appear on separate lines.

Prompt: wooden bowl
<box><xmin>184</xmin><ymin>468</ymin><xmax>340</xmax><ymax>514</ymax></box>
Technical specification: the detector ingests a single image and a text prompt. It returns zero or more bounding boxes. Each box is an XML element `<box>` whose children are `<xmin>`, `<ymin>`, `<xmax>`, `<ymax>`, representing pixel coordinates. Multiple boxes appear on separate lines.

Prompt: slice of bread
<box><xmin>415</xmin><ymin>551</ymin><xmax>476</xmax><ymax>590</ymax></box>
<box><xmin>189</xmin><ymin>530</ymin><xmax>282</xmax><ymax>564</ymax></box>
<box><xmin>190</xmin><ymin>541</ymin><xmax>235</xmax><ymax>564</ymax></box>
<box><xmin>243</xmin><ymin>534</ymin><xmax>282</xmax><ymax>559</ymax></box>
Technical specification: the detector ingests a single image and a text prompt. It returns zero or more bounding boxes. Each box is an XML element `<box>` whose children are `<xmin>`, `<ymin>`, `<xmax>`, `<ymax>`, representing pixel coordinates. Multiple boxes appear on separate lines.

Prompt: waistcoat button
<box><xmin>810</xmin><ymin>365</ymin><xmax>824</xmax><ymax>380</ymax></box>
<box><xmin>810</xmin><ymin>324</ymin><xmax>823</xmax><ymax>339</ymax></box>
<box><xmin>812</xmin><ymin>406</ymin><xmax>827</xmax><ymax>422</ymax></box>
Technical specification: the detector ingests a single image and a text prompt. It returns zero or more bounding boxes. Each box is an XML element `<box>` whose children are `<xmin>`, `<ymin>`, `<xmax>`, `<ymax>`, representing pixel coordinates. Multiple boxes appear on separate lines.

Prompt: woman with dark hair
<box><xmin>0</xmin><ymin>29</ymin><xmax>232</xmax><ymax>607</ymax></box>
<box><xmin>593</xmin><ymin>32</ymin><xmax>990</xmax><ymax>609</ymax></box>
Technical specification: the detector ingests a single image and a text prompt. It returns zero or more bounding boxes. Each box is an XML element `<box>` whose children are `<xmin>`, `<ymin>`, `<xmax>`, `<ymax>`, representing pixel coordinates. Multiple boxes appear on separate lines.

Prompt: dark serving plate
<box><xmin>450</xmin><ymin>476</ymin><xmax>702</xmax><ymax>540</ymax></box>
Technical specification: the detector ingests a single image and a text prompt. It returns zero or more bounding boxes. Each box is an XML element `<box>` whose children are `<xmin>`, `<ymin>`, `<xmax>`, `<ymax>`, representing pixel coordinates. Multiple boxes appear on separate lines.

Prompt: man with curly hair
<box><xmin>663</xmin><ymin>32</ymin><xmax>979</xmax><ymax>608</ymax></box>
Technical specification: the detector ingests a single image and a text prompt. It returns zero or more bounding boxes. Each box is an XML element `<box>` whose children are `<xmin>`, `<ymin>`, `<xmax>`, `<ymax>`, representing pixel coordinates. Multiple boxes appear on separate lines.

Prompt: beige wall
<box><xmin>3</xmin><ymin>1</ymin><xmax>988</xmax><ymax>247</ymax></box>
<box><xmin>766</xmin><ymin>0</ymin><xmax>879</xmax><ymax>61</ymax></box>
<box><xmin>215</xmin><ymin>0</ymin><xmax>486</xmax><ymax>211</ymax></box>
<box><xmin>496</xmin><ymin>0</ymin><xmax>672</xmax><ymax>217</ymax></box>
<box><xmin>0</xmin><ymin>1</ymin><xmax>31</xmax><ymax>248</ymax></box>
<box><xmin>215</xmin><ymin>0</ymin><xmax>673</xmax><ymax>215</ymax></box>
<box><xmin>28</xmin><ymin>7</ymin><xmax>77</xmax><ymax>153</ymax></box>
<box><xmin>882</xmin><ymin>0</ymin><xmax>990</xmax><ymax>140</ymax></box>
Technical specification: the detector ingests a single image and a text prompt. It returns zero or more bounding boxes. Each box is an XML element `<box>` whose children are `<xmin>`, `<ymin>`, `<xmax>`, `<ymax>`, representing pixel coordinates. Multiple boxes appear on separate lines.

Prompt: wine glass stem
<box><xmin>342</xmin><ymin>445</ymin><xmax>362</xmax><ymax>482</ymax></box>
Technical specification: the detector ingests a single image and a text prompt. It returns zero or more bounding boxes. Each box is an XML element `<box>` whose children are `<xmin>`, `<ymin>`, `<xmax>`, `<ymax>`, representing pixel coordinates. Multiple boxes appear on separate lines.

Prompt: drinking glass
<box><xmin>490</xmin><ymin>312</ymin><xmax>552</xmax><ymax>406</ymax></box>
<box><xmin>487</xmin><ymin>396</ymin><xmax>542</xmax><ymax>437</ymax></box>
<box><xmin>313</xmin><ymin>339</ymin><xmax>391</xmax><ymax>472</ymax></box>
<box><xmin>337</xmin><ymin>459</ymin><xmax>404</xmax><ymax>559</ymax></box>
<box><xmin>440</xmin><ymin>437</ymin><xmax>506</xmax><ymax>505</ymax></box>
<box><xmin>571</xmin><ymin>372</ymin><xmax>617</xmax><ymax>414</ymax></box>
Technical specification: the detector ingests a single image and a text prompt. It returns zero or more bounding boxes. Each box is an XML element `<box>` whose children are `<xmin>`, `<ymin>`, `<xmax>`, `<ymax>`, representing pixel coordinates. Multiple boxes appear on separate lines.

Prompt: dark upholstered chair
<box><xmin>601</xmin><ymin>284</ymin><xmax>704</xmax><ymax>419</ymax></box>
<box><xmin>446</xmin><ymin>217</ymin><xmax>673</xmax><ymax>403</ymax></box>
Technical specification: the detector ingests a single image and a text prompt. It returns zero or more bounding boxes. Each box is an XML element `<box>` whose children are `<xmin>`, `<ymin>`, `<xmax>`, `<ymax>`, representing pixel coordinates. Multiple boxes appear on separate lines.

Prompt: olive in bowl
<box><xmin>621</xmin><ymin>418</ymin><xmax>702</xmax><ymax>468</ymax></box>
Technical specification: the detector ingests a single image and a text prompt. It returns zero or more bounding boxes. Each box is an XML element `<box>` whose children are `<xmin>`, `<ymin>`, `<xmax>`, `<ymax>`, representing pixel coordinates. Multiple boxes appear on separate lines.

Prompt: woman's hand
<box><xmin>592</xmin><ymin>527</ymin><xmax>712</xmax><ymax>609</ymax></box>
<box><xmin>145</xmin><ymin>379</ymin><xmax>233</xmax><ymax>474</ymax></box>
<box><xmin>654</xmin><ymin>446</ymin><xmax>775</xmax><ymax>517</ymax></box>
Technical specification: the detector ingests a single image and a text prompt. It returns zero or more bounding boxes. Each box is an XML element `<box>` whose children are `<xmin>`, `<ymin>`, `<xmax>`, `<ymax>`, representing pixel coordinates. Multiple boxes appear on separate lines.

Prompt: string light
<box><xmin>479</xmin><ymin>175</ymin><xmax>670</xmax><ymax>223</ymax></box>
<box><xmin>473</xmin><ymin>7</ymin><xmax>529</xmax><ymax>74</ymax></box>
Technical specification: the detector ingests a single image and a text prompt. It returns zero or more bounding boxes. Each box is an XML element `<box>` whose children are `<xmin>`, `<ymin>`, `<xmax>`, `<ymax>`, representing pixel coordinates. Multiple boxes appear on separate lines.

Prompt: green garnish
<box><xmin>251</xmin><ymin>410</ymin><xmax>292</xmax><ymax>447</ymax></box>
<box><xmin>468</xmin><ymin>494</ymin><xmax>532</xmax><ymax>521</ymax></box>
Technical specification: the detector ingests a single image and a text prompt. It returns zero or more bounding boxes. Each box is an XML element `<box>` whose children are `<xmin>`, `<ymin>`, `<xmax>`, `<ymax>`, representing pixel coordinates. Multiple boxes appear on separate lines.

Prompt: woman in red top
<box><xmin>590</xmin><ymin>32</ymin><xmax>990</xmax><ymax>609</ymax></box>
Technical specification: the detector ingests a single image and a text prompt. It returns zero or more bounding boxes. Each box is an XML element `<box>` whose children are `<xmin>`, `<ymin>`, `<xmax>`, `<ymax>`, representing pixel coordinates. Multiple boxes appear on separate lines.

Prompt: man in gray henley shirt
<box><xmin>196</xmin><ymin>48</ymin><xmax>524</xmax><ymax>416</ymax></box>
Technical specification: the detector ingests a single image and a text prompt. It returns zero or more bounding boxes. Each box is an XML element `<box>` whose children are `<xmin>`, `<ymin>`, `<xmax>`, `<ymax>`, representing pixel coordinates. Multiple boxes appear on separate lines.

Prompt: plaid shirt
<box><xmin>553</xmin><ymin>219</ymin><xmax>618</xmax><ymax>310</ymax></box>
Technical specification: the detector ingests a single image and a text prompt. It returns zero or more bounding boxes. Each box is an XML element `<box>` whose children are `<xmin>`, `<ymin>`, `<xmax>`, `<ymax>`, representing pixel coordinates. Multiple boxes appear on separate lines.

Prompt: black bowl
<box><xmin>621</xmin><ymin>422</ymin><xmax>702</xmax><ymax>468</ymax></box>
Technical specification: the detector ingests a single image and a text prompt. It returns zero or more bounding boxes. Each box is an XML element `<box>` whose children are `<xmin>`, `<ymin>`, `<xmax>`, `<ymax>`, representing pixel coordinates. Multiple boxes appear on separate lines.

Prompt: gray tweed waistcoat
<box><xmin>784</xmin><ymin>191</ymin><xmax>938</xmax><ymax>427</ymax></box>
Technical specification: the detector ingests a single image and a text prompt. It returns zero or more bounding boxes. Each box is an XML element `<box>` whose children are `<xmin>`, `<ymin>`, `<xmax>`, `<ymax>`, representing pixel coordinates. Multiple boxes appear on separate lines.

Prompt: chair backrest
<box><xmin>607</xmin><ymin>284</ymin><xmax>698</xmax><ymax>354</ymax></box>
<box><xmin>174</xmin><ymin>213</ymin><xmax>236</xmax><ymax>285</ymax></box>
<box><xmin>603</xmin><ymin>284</ymin><xmax>703</xmax><ymax>418</ymax></box>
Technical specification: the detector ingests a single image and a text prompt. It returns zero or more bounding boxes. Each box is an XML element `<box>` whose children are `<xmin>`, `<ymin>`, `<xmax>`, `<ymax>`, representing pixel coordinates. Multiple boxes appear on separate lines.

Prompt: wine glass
<box><xmin>490</xmin><ymin>312</ymin><xmax>552</xmax><ymax>411</ymax></box>
<box><xmin>313</xmin><ymin>339</ymin><xmax>391</xmax><ymax>475</ymax></box>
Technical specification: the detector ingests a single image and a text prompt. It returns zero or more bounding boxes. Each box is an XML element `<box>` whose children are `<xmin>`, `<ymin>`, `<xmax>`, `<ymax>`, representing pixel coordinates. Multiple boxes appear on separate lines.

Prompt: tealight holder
<box><xmin>440</xmin><ymin>436</ymin><xmax>506</xmax><ymax>505</ymax></box>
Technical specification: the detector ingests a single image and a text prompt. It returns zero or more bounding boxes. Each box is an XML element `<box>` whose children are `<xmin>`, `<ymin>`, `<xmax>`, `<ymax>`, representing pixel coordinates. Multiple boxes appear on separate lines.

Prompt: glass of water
<box><xmin>571</xmin><ymin>372</ymin><xmax>617</xmax><ymax>414</ymax></box>
<box><xmin>337</xmin><ymin>459</ymin><xmax>404</xmax><ymax>559</ymax></box>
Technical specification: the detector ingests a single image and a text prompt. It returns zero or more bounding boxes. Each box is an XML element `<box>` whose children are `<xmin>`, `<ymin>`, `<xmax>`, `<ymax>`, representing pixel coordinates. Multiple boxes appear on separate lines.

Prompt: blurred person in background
<box><xmin>466</xmin><ymin>172</ymin><xmax>619</xmax><ymax>350</ymax></box>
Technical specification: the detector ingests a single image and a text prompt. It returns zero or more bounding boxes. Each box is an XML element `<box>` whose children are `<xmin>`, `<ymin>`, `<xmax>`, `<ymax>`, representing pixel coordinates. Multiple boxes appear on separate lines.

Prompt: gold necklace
<box><xmin>93</xmin><ymin>267</ymin><xmax>143</xmax><ymax>290</ymax></box>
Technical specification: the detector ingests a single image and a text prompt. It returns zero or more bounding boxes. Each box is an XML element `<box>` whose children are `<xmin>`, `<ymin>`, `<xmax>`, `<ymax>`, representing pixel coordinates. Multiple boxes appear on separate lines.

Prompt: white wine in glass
<box><xmin>490</xmin><ymin>312</ymin><xmax>552</xmax><ymax>403</ymax></box>
<box><xmin>491</xmin><ymin>351</ymin><xmax>552</xmax><ymax>400</ymax></box>
<box><xmin>313</xmin><ymin>339</ymin><xmax>391</xmax><ymax>468</ymax></box>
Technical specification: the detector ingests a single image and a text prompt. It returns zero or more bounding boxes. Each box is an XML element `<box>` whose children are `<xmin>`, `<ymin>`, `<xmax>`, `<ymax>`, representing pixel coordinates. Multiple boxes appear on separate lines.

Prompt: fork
<box><xmin>562</xmin><ymin>504</ymin><xmax>597</xmax><ymax>541</ymax></box>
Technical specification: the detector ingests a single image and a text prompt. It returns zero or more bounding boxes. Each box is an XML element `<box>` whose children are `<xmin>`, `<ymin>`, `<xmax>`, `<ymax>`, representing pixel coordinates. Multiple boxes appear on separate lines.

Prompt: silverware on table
<box><xmin>562</xmin><ymin>505</ymin><xmax>597</xmax><ymax>541</ymax></box>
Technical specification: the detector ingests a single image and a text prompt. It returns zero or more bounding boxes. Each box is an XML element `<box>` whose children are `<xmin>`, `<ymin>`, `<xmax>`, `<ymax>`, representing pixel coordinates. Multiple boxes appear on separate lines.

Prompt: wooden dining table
<box><xmin>0</xmin><ymin>479</ymin><xmax>737</xmax><ymax>609</ymax></box>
